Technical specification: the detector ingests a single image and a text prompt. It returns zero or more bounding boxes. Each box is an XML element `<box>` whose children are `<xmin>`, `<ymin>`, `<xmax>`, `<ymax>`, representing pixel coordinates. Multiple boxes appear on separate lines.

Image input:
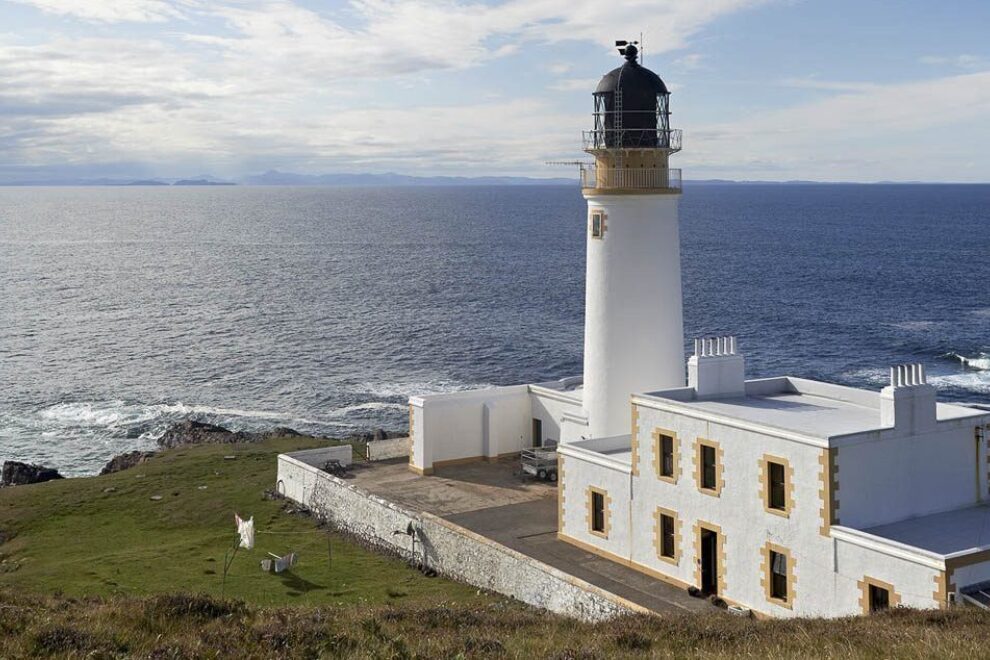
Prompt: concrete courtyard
<box><xmin>345</xmin><ymin>456</ymin><xmax>711</xmax><ymax>614</ymax></box>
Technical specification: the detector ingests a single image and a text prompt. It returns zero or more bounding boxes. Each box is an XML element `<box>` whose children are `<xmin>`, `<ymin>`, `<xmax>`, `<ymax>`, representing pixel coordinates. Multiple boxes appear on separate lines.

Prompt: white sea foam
<box><xmin>327</xmin><ymin>402</ymin><xmax>408</xmax><ymax>418</ymax></box>
<box><xmin>354</xmin><ymin>379</ymin><xmax>492</xmax><ymax>399</ymax></box>
<box><xmin>840</xmin><ymin>367</ymin><xmax>889</xmax><ymax>385</ymax></box>
<box><xmin>35</xmin><ymin>400</ymin><xmax>350</xmax><ymax>433</ymax></box>
<box><xmin>928</xmin><ymin>372</ymin><xmax>990</xmax><ymax>394</ymax></box>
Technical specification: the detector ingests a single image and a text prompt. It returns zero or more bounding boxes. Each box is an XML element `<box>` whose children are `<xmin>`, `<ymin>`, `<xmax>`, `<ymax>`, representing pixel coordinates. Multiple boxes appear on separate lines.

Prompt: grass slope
<box><xmin>0</xmin><ymin>436</ymin><xmax>488</xmax><ymax>608</ymax></box>
<box><xmin>1</xmin><ymin>590</ymin><xmax>989</xmax><ymax>658</ymax></box>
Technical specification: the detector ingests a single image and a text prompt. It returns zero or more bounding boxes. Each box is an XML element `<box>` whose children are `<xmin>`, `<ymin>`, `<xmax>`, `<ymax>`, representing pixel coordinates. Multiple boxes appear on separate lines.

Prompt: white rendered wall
<box><xmin>832</xmin><ymin>534</ymin><xmax>942</xmax><ymax>613</ymax></box>
<box><xmin>559</xmin><ymin>449</ymin><xmax>632</xmax><ymax>560</ymax></box>
<box><xmin>582</xmin><ymin>194</ymin><xmax>685</xmax><ymax>439</ymax></box>
<box><xmin>530</xmin><ymin>387</ymin><xmax>583</xmax><ymax>446</ymax></box>
<box><xmin>630</xmin><ymin>403</ymin><xmax>837</xmax><ymax>617</ymax></box>
<box><xmin>835</xmin><ymin>419</ymin><xmax>986</xmax><ymax>529</ymax></box>
<box><xmin>409</xmin><ymin>385</ymin><xmax>530</xmax><ymax>471</ymax></box>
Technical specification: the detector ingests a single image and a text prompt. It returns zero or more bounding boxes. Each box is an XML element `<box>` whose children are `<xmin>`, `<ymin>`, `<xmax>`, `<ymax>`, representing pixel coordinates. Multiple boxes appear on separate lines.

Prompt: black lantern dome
<box><xmin>588</xmin><ymin>43</ymin><xmax>678</xmax><ymax>150</ymax></box>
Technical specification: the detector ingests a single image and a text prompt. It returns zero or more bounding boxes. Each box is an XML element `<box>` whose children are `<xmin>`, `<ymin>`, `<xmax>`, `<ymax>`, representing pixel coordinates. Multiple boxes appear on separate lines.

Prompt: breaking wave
<box><xmin>948</xmin><ymin>352</ymin><xmax>990</xmax><ymax>371</ymax></box>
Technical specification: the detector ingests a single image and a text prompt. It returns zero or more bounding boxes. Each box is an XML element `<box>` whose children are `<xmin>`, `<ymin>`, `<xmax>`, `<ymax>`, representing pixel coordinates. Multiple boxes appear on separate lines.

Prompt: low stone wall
<box><xmin>366</xmin><ymin>437</ymin><xmax>410</xmax><ymax>461</ymax></box>
<box><xmin>276</xmin><ymin>452</ymin><xmax>649</xmax><ymax>622</ymax></box>
<box><xmin>284</xmin><ymin>445</ymin><xmax>353</xmax><ymax>469</ymax></box>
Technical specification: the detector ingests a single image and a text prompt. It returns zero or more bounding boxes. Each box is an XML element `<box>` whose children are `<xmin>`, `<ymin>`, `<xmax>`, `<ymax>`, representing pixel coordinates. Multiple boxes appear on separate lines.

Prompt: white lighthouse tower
<box><xmin>581</xmin><ymin>42</ymin><xmax>685</xmax><ymax>439</ymax></box>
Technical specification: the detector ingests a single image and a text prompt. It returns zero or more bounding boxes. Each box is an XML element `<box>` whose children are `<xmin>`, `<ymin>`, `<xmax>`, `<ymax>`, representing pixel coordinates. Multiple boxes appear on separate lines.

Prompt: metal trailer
<box><xmin>521</xmin><ymin>448</ymin><xmax>558</xmax><ymax>482</ymax></box>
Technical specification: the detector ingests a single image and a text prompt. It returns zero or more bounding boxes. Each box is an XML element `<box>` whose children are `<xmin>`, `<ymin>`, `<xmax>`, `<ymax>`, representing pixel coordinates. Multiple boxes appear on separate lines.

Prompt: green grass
<box><xmin>0</xmin><ymin>436</ymin><xmax>490</xmax><ymax>608</ymax></box>
<box><xmin>4</xmin><ymin>439</ymin><xmax>990</xmax><ymax>658</ymax></box>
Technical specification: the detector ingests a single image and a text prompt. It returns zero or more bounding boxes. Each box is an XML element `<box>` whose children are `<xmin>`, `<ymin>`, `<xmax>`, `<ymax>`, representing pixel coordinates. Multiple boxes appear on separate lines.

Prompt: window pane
<box><xmin>770</xmin><ymin>551</ymin><xmax>788</xmax><ymax>600</ymax></box>
<box><xmin>661</xmin><ymin>435</ymin><xmax>673</xmax><ymax>476</ymax></box>
<box><xmin>702</xmin><ymin>445</ymin><xmax>716</xmax><ymax>489</ymax></box>
<box><xmin>660</xmin><ymin>514</ymin><xmax>675</xmax><ymax>557</ymax></box>
<box><xmin>870</xmin><ymin>585</ymin><xmax>890</xmax><ymax>611</ymax></box>
<box><xmin>769</xmin><ymin>462</ymin><xmax>786</xmax><ymax>510</ymax></box>
<box><xmin>592</xmin><ymin>492</ymin><xmax>605</xmax><ymax>532</ymax></box>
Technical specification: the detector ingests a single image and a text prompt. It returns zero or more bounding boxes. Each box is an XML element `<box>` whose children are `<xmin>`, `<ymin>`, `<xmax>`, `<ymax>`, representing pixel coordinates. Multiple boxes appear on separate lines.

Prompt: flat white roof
<box><xmin>639</xmin><ymin>377</ymin><xmax>985</xmax><ymax>440</ymax></box>
<box><xmin>676</xmin><ymin>391</ymin><xmax>880</xmax><ymax>438</ymax></box>
<box><xmin>567</xmin><ymin>435</ymin><xmax>632</xmax><ymax>466</ymax></box>
<box><xmin>863</xmin><ymin>503</ymin><xmax>990</xmax><ymax>558</ymax></box>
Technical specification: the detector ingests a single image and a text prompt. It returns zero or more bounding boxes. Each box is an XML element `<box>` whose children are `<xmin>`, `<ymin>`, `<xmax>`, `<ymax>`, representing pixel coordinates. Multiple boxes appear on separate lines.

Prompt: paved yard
<box><xmin>346</xmin><ymin>457</ymin><xmax>711</xmax><ymax>614</ymax></box>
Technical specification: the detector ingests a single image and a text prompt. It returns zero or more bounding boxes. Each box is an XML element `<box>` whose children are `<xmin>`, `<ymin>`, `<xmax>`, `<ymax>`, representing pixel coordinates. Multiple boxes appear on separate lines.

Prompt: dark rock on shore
<box><xmin>157</xmin><ymin>420</ymin><xmax>249</xmax><ymax>450</ymax></box>
<box><xmin>352</xmin><ymin>428</ymin><xmax>404</xmax><ymax>442</ymax></box>
<box><xmin>261</xmin><ymin>426</ymin><xmax>304</xmax><ymax>438</ymax></box>
<box><xmin>2</xmin><ymin>461</ymin><xmax>64</xmax><ymax>487</ymax></box>
<box><xmin>100</xmin><ymin>451</ymin><xmax>157</xmax><ymax>476</ymax></box>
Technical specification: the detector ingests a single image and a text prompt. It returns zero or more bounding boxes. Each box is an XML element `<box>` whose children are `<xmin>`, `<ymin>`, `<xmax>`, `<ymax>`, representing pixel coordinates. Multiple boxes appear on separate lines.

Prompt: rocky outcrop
<box><xmin>352</xmin><ymin>428</ymin><xmax>403</xmax><ymax>443</ymax></box>
<box><xmin>157</xmin><ymin>420</ymin><xmax>249</xmax><ymax>450</ymax></box>
<box><xmin>1</xmin><ymin>461</ymin><xmax>64</xmax><ymax>487</ymax></box>
<box><xmin>99</xmin><ymin>451</ymin><xmax>157</xmax><ymax>476</ymax></box>
<box><xmin>261</xmin><ymin>427</ymin><xmax>304</xmax><ymax>439</ymax></box>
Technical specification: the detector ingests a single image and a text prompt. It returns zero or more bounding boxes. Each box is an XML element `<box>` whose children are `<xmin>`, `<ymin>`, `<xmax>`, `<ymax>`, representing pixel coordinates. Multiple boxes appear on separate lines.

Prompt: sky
<box><xmin>2</xmin><ymin>0</ymin><xmax>990</xmax><ymax>182</ymax></box>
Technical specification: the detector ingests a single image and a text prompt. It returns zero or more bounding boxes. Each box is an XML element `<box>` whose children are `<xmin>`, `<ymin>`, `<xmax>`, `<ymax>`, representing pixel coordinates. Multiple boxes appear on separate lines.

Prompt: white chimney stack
<box><xmin>687</xmin><ymin>335</ymin><xmax>745</xmax><ymax>399</ymax></box>
<box><xmin>880</xmin><ymin>363</ymin><xmax>937</xmax><ymax>432</ymax></box>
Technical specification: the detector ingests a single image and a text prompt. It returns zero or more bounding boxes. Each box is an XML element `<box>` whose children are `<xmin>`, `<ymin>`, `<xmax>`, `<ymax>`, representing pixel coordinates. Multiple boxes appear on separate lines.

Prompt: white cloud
<box><xmin>919</xmin><ymin>54</ymin><xmax>988</xmax><ymax>70</ymax></box>
<box><xmin>776</xmin><ymin>77</ymin><xmax>878</xmax><ymax>93</ymax></box>
<box><xmin>0</xmin><ymin>0</ymin><xmax>777</xmax><ymax>175</ymax></box>
<box><xmin>549</xmin><ymin>77</ymin><xmax>599</xmax><ymax>92</ymax></box>
<box><xmin>685</xmin><ymin>70</ymin><xmax>990</xmax><ymax>180</ymax></box>
<box><xmin>6</xmin><ymin>0</ymin><xmax>185</xmax><ymax>23</ymax></box>
<box><xmin>673</xmin><ymin>53</ymin><xmax>705</xmax><ymax>70</ymax></box>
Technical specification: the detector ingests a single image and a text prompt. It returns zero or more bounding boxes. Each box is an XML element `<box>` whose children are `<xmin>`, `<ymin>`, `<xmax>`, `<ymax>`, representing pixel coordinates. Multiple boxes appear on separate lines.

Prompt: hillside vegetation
<box><xmin>2</xmin><ymin>436</ymin><xmax>988</xmax><ymax>658</ymax></box>
<box><xmin>1</xmin><ymin>590</ymin><xmax>989</xmax><ymax>658</ymax></box>
<box><xmin>0</xmin><ymin>436</ymin><xmax>486</xmax><ymax>607</ymax></box>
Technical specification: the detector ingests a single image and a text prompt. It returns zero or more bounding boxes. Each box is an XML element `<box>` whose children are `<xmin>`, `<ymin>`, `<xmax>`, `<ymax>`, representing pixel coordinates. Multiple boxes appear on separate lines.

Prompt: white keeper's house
<box><xmin>408</xmin><ymin>43</ymin><xmax>990</xmax><ymax>618</ymax></box>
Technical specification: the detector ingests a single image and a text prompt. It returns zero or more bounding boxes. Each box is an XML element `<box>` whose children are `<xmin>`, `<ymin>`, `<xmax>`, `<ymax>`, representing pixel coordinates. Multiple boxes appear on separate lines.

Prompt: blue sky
<box><xmin>2</xmin><ymin>0</ymin><xmax>989</xmax><ymax>181</ymax></box>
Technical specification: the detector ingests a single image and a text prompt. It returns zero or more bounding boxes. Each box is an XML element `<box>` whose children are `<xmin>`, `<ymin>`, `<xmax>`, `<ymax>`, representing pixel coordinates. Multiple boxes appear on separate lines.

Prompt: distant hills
<box><xmin>0</xmin><ymin>177</ymin><xmax>237</xmax><ymax>187</ymax></box>
<box><xmin>0</xmin><ymin>170</ymin><xmax>970</xmax><ymax>187</ymax></box>
<box><xmin>240</xmin><ymin>170</ymin><xmax>576</xmax><ymax>186</ymax></box>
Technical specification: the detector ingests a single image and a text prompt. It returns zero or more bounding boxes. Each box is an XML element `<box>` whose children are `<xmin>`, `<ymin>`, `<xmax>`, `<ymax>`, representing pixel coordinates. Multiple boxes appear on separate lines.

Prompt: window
<box><xmin>653</xmin><ymin>429</ymin><xmax>678</xmax><ymax>483</ymax></box>
<box><xmin>869</xmin><ymin>584</ymin><xmax>890</xmax><ymax>612</ymax></box>
<box><xmin>770</xmin><ymin>551</ymin><xmax>788</xmax><ymax>602</ymax></box>
<box><xmin>701</xmin><ymin>445</ymin><xmax>717</xmax><ymax>490</ymax></box>
<box><xmin>768</xmin><ymin>461</ymin><xmax>786</xmax><ymax>511</ymax></box>
<box><xmin>590</xmin><ymin>210</ymin><xmax>606</xmax><ymax>239</ymax></box>
<box><xmin>695</xmin><ymin>438</ymin><xmax>722</xmax><ymax>496</ymax></box>
<box><xmin>590</xmin><ymin>490</ymin><xmax>606</xmax><ymax>535</ymax></box>
<box><xmin>860</xmin><ymin>577</ymin><xmax>898</xmax><ymax>613</ymax></box>
<box><xmin>660</xmin><ymin>513</ymin><xmax>675</xmax><ymax>559</ymax></box>
<box><xmin>660</xmin><ymin>434</ymin><xmax>674</xmax><ymax>477</ymax></box>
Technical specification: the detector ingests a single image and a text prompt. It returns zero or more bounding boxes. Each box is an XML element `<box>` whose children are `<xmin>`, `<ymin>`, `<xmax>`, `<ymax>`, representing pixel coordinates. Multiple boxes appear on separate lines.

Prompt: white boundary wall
<box><xmin>276</xmin><ymin>452</ymin><xmax>650</xmax><ymax>621</ymax></box>
<box><xmin>366</xmin><ymin>437</ymin><xmax>411</xmax><ymax>461</ymax></box>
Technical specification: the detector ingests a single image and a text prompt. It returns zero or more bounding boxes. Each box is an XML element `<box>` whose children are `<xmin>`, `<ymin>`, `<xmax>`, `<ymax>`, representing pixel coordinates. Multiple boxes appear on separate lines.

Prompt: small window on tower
<box><xmin>590</xmin><ymin>210</ymin><xmax>605</xmax><ymax>239</ymax></box>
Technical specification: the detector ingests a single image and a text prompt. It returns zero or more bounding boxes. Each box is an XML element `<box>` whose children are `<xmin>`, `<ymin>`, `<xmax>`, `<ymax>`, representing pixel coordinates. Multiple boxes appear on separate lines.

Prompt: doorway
<box><xmin>532</xmin><ymin>418</ymin><xmax>543</xmax><ymax>448</ymax></box>
<box><xmin>700</xmin><ymin>528</ymin><xmax>719</xmax><ymax>595</ymax></box>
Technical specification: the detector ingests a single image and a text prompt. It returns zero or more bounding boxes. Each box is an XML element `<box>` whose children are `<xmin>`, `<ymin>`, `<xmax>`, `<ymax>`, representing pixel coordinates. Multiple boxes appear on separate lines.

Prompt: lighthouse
<box><xmin>581</xmin><ymin>42</ymin><xmax>685</xmax><ymax>439</ymax></box>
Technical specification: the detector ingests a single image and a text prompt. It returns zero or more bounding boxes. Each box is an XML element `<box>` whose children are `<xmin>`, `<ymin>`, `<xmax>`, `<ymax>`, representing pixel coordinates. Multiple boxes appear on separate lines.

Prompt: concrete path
<box><xmin>446</xmin><ymin>499</ymin><xmax>711</xmax><ymax>614</ymax></box>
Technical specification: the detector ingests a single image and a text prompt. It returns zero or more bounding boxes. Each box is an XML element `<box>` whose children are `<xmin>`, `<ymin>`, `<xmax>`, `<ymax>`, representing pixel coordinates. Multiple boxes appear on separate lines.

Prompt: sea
<box><xmin>1</xmin><ymin>184</ymin><xmax>989</xmax><ymax>476</ymax></box>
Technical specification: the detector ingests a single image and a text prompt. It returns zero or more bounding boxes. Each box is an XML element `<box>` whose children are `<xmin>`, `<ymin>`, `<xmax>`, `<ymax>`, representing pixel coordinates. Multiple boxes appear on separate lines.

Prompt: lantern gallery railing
<box><xmin>583</xmin><ymin>128</ymin><xmax>682</xmax><ymax>152</ymax></box>
<box><xmin>580</xmin><ymin>167</ymin><xmax>682</xmax><ymax>192</ymax></box>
